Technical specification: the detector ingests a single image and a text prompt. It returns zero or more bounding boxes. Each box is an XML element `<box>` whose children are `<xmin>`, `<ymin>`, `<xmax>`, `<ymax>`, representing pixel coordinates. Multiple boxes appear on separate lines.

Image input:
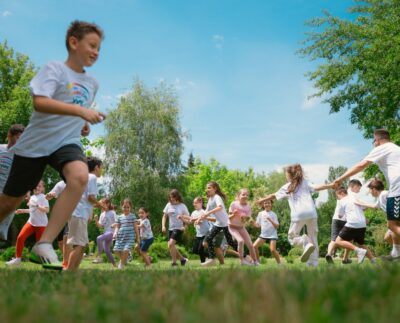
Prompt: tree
<box><xmin>103</xmin><ymin>80</ymin><xmax>187</xmax><ymax>231</ymax></box>
<box><xmin>0</xmin><ymin>41</ymin><xmax>36</xmax><ymax>141</ymax></box>
<box><xmin>299</xmin><ymin>0</ymin><xmax>400</xmax><ymax>139</ymax></box>
<box><xmin>326</xmin><ymin>165</ymin><xmax>348</xmax><ymax>201</ymax></box>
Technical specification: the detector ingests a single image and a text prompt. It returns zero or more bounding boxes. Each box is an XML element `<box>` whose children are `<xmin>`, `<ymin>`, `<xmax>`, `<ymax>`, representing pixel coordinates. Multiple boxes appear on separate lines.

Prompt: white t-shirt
<box><xmin>27</xmin><ymin>193</ymin><xmax>49</xmax><ymax>227</ymax></box>
<box><xmin>336</xmin><ymin>195</ymin><xmax>366</xmax><ymax>228</ymax></box>
<box><xmin>363</xmin><ymin>142</ymin><xmax>400</xmax><ymax>197</ymax></box>
<box><xmin>0</xmin><ymin>144</ymin><xmax>13</xmax><ymax>192</ymax></box>
<box><xmin>206</xmin><ymin>194</ymin><xmax>229</xmax><ymax>227</ymax></box>
<box><xmin>49</xmin><ymin>180</ymin><xmax>66</xmax><ymax>198</ymax></box>
<box><xmin>11</xmin><ymin>61</ymin><xmax>99</xmax><ymax>157</ymax></box>
<box><xmin>191</xmin><ymin>209</ymin><xmax>210</xmax><ymax>237</ymax></box>
<box><xmin>99</xmin><ymin>210</ymin><xmax>117</xmax><ymax>234</ymax></box>
<box><xmin>275</xmin><ymin>180</ymin><xmax>318</xmax><ymax>221</ymax></box>
<box><xmin>139</xmin><ymin>218</ymin><xmax>154</xmax><ymax>239</ymax></box>
<box><xmin>256</xmin><ymin>211</ymin><xmax>279</xmax><ymax>239</ymax></box>
<box><xmin>72</xmin><ymin>173</ymin><xmax>98</xmax><ymax>220</ymax></box>
<box><xmin>374</xmin><ymin>190</ymin><xmax>388</xmax><ymax>212</ymax></box>
<box><xmin>163</xmin><ymin>202</ymin><xmax>189</xmax><ymax>231</ymax></box>
<box><xmin>332</xmin><ymin>202</ymin><xmax>347</xmax><ymax>221</ymax></box>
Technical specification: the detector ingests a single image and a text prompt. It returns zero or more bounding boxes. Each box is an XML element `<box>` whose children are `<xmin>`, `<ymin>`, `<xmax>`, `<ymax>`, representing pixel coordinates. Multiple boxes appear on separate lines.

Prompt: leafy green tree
<box><xmin>103</xmin><ymin>80</ymin><xmax>187</xmax><ymax>231</ymax></box>
<box><xmin>299</xmin><ymin>0</ymin><xmax>400</xmax><ymax>139</ymax></box>
<box><xmin>0</xmin><ymin>41</ymin><xmax>36</xmax><ymax>141</ymax></box>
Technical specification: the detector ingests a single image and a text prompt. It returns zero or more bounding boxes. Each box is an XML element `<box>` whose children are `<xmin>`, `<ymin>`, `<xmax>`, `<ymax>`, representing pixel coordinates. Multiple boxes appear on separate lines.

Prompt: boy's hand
<box><xmin>81</xmin><ymin>123</ymin><xmax>91</xmax><ymax>136</ymax></box>
<box><xmin>45</xmin><ymin>192</ymin><xmax>56</xmax><ymax>200</ymax></box>
<box><xmin>81</xmin><ymin>109</ymin><xmax>106</xmax><ymax>124</ymax></box>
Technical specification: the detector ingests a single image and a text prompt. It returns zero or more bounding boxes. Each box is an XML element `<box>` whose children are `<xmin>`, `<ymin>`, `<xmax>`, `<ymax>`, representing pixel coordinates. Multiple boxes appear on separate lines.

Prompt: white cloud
<box><xmin>1</xmin><ymin>10</ymin><xmax>12</xmax><ymax>17</ymax></box>
<box><xmin>300</xmin><ymin>82</ymin><xmax>320</xmax><ymax>110</ymax></box>
<box><xmin>316</xmin><ymin>140</ymin><xmax>358</xmax><ymax>165</ymax></box>
<box><xmin>212</xmin><ymin>34</ymin><xmax>224</xmax><ymax>50</ymax></box>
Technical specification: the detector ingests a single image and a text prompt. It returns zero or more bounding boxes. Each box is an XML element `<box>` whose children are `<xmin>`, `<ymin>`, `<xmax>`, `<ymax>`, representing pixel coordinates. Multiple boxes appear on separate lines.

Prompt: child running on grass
<box><xmin>251</xmin><ymin>200</ymin><xmax>281</xmax><ymax>264</ymax></box>
<box><xmin>137</xmin><ymin>207</ymin><xmax>154</xmax><ymax>267</ymax></box>
<box><xmin>228</xmin><ymin>188</ymin><xmax>258</xmax><ymax>265</ymax></box>
<box><xmin>334</xmin><ymin>187</ymin><xmax>375</xmax><ymax>264</ymax></box>
<box><xmin>162</xmin><ymin>189</ymin><xmax>189</xmax><ymax>267</ymax></box>
<box><xmin>258</xmin><ymin>164</ymin><xmax>333</xmax><ymax>267</ymax></box>
<box><xmin>6</xmin><ymin>180</ymin><xmax>49</xmax><ymax>267</ymax></box>
<box><xmin>113</xmin><ymin>198</ymin><xmax>140</xmax><ymax>269</ymax></box>
<box><xmin>93</xmin><ymin>197</ymin><xmax>116</xmax><ymax>267</ymax></box>
<box><xmin>200</xmin><ymin>181</ymin><xmax>239</xmax><ymax>267</ymax></box>
<box><xmin>0</xmin><ymin>21</ymin><xmax>105</xmax><ymax>269</ymax></box>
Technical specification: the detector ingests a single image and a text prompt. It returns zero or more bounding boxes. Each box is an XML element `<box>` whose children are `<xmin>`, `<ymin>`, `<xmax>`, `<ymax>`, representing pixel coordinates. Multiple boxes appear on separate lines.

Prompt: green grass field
<box><xmin>0</xmin><ymin>257</ymin><xmax>399</xmax><ymax>323</ymax></box>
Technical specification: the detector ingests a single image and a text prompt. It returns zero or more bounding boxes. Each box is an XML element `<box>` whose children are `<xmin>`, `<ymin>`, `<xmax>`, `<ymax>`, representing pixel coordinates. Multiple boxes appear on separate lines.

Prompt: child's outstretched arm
<box><xmin>15</xmin><ymin>209</ymin><xmax>30</xmax><ymax>215</ymax></box>
<box><xmin>257</xmin><ymin>194</ymin><xmax>276</xmax><ymax>205</ymax></box>
<box><xmin>134</xmin><ymin>222</ymin><xmax>140</xmax><ymax>243</ymax></box>
<box><xmin>314</xmin><ymin>183</ymin><xmax>335</xmax><ymax>191</ymax></box>
<box><xmin>201</xmin><ymin>206</ymin><xmax>223</xmax><ymax>220</ymax></box>
<box><xmin>354</xmin><ymin>200</ymin><xmax>376</xmax><ymax>209</ymax></box>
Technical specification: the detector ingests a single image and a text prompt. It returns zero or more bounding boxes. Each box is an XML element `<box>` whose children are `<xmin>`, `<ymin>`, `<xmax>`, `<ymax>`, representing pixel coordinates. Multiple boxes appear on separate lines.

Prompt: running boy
<box><xmin>0</xmin><ymin>21</ymin><xmax>105</xmax><ymax>269</ymax></box>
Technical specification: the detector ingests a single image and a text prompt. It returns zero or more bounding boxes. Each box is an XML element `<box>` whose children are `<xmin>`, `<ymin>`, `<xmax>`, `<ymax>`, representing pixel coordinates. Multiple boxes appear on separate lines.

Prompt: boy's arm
<box><xmin>33</xmin><ymin>96</ymin><xmax>106</xmax><ymax>124</ymax></box>
<box><xmin>37</xmin><ymin>205</ymin><xmax>49</xmax><ymax>213</ymax></box>
<box><xmin>15</xmin><ymin>209</ymin><xmax>30</xmax><ymax>214</ymax></box>
<box><xmin>257</xmin><ymin>193</ymin><xmax>276</xmax><ymax>205</ymax></box>
<box><xmin>162</xmin><ymin>214</ymin><xmax>167</xmax><ymax>233</ymax></box>
<box><xmin>314</xmin><ymin>183</ymin><xmax>335</xmax><ymax>192</ymax></box>
<box><xmin>134</xmin><ymin>222</ymin><xmax>140</xmax><ymax>242</ymax></box>
<box><xmin>354</xmin><ymin>199</ymin><xmax>376</xmax><ymax>209</ymax></box>
<box><xmin>88</xmin><ymin>195</ymin><xmax>103</xmax><ymax>209</ymax></box>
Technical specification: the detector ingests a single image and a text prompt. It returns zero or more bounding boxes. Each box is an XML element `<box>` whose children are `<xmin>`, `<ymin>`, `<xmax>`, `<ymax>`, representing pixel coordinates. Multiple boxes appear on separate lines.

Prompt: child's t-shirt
<box><xmin>228</xmin><ymin>201</ymin><xmax>251</xmax><ymax>227</ymax></box>
<box><xmin>27</xmin><ymin>193</ymin><xmax>49</xmax><ymax>227</ymax></box>
<box><xmin>363</xmin><ymin>142</ymin><xmax>400</xmax><ymax>198</ymax></box>
<box><xmin>191</xmin><ymin>209</ymin><xmax>210</xmax><ymax>237</ymax></box>
<box><xmin>11</xmin><ymin>61</ymin><xmax>99</xmax><ymax>158</ymax></box>
<box><xmin>0</xmin><ymin>144</ymin><xmax>13</xmax><ymax>192</ymax></box>
<box><xmin>332</xmin><ymin>202</ymin><xmax>347</xmax><ymax>221</ymax></box>
<box><xmin>375</xmin><ymin>190</ymin><xmax>388</xmax><ymax>212</ymax></box>
<box><xmin>336</xmin><ymin>195</ymin><xmax>366</xmax><ymax>228</ymax></box>
<box><xmin>72</xmin><ymin>173</ymin><xmax>98</xmax><ymax>221</ymax></box>
<box><xmin>206</xmin><ymin>194</ymin><xmax>229</xmax><ymax>227</ymax></box>
<box><xmin>256</xmin><ymin>211</ymin><xmax>279</xmax><ymax>240</ymax></box>
<box><xmin>275</xmin><ymin>179</ymin><xmax>318</xmax><ymax>221</ymax></box>
<box><xmin>163</xmin><ymin>202</ymin><xmax>189</xmax><ymax>231</ymax></box>
<box><xmin>99</xmin><ymin>210</ymin><xmax>117</xmax><ymax>234</ymax></box>
<box><xmin>139</xmin><ymin>218</ymin><xmax>153</xmax><ymax>239</ymax></box>
<box><xmin>116</xmin><ymin>213</ymin><xmax>138</xmax><ymax>242</ymax></box>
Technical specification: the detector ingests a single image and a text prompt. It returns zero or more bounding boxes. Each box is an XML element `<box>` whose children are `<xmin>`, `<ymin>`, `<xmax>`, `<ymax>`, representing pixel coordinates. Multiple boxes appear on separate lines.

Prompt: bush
<box><xmin>285</xmin><ymin>247</ymin><xmax>302</xmax><ymax>264</ymax></box>
<box><xmin>148</xmin><ymin>237</ymin><xmax>188</xmax><ymax>259</ymax></box>
<box><xmin>0</xmin><ymin>246</ymin><xmax>29</xmax><ymax>261</ymax></box>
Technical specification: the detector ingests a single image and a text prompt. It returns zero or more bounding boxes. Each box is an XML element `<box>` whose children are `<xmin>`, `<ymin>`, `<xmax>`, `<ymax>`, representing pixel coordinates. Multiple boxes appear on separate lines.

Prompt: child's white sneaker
<box><xmin>241</xmin><ymin>259</ymin><xmax>254</xmax><ymax>266</ymax></box>
<box><xmin>6</xmin><ymin>257</ymin><xmax>21</xmax><ymax>267</ymax></box>
<box><xmin>31</xmin><ymin>242</ymin><xmax>62</xmax><ymax>270</ymax></box>
<box><xmin>118</xmin><ymin>261</ymin><xmax>124</xmax><ymax>269</ymax></box>
<box><xmin>356</xmin><ymin>248</ymin><xmax>367</xmax><ymax>264</ymax></box>
<box><xmin>300</xmin><ymin>243</ymin><xmax>315</xmax><ymax>263</ymax></box>
<box><xmin>92</xmin><ymin>257</ymin><xmax>103</xmax><ymax>264</ymax></box>
<box><xmin>201</xmin><ymin>259</ymin><xmax>217</xmax><ymax>267</ymax></box>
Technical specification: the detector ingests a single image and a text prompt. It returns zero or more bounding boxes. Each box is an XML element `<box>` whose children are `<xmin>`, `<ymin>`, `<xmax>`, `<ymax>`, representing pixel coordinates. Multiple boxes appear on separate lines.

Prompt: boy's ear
<box><xmin>68</xmin><ymin>36</ymin><xmax>79</xmax><ymax>50</ymax></box>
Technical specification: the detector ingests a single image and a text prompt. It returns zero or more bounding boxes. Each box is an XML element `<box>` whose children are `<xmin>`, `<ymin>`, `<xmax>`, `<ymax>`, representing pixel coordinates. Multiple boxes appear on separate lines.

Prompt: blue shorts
<box><xmin>140</xmin><ymin>237</ymin><xmax>154</xmax><ymax>252</ymax></box>
<box><xmin>387</xmin><ymin>196</ymin><xmax>400</xmax><ymax>221</ymax></box>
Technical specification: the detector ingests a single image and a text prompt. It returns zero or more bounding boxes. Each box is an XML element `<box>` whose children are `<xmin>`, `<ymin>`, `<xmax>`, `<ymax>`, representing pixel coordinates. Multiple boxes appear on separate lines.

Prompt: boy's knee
<box><xmin>168</xmin><ymin>240</ymin><xmax>175</xmax><ymax>248</ymax></box>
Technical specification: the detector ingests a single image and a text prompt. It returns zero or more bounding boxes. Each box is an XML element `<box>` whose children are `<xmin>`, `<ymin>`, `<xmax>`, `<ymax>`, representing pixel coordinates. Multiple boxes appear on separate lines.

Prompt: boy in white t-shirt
<box><xmin>334</xmin><ymin>187</ymin><xmax>375</xmax><ymax>264</ymax></box>
<box><xmin>334</xmin><ymin>129</ymin><xmax>400</xmax><ymax>260</ymax></box>
<box><xmin>0</xmin><ymin>21</ymin><xmax>105</xmax><ymax>269</ymax></box>
<box><xmin>66</xmin><ymin>156</ymin><xmax>103</xmax><ymax>270</ymax></box>
<box><xmin>0</xmin><ymin>124</ymin><xmax>25</xmax><ymax>240</ymax></box>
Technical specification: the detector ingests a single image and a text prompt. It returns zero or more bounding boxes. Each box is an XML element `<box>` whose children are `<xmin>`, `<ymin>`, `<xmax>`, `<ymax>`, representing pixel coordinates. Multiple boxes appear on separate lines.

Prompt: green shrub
<box><xmin>285</xmin><ymin>246</ymin><xmax>302</xmax><ymax>264</ymax></box>
<box><xmin>0</xmin><ymin>246</ymin><xmax>29</xmax><ymax>261</ymax></box>
<box><xmin>148</xmin><ymin>240</ymin><xmax>188</xmax><ymax>259</ymax></box>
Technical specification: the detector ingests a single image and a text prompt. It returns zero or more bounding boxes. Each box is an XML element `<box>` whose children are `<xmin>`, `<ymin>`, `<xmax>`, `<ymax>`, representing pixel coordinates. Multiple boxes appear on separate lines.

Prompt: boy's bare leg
<box><xmin>67</xmin><ymin>245</ymin><xmax>85</xmax><ymax>270</ymax></box>
<box><xmin>0</xmin><ymin>194</ymin><xmax>25</xmax><ymax>222</ymax></box>
<box><xmin>39</xmin><ymin>161</ymin><xmax>88</xmax><ymax>243</ymax></box>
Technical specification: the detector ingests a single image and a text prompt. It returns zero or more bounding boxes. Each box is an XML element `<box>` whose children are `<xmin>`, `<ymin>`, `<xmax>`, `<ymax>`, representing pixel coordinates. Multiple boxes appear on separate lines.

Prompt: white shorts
<box><xmin>67</xmin><ymin>216</ymin><xmax>89</xmax><ymax>247</ymax></box>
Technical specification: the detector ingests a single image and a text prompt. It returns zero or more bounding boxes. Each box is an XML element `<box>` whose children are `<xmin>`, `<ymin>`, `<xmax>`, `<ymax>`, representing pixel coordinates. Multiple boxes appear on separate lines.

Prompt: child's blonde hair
<box><xmin>235</xmin><ymin>188</ymin><xmax>249</xmax><ymax>200</ymax></box>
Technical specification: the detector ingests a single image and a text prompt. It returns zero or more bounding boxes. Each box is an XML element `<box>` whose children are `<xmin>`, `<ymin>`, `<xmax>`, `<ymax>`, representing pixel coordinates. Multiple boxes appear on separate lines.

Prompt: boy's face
<box><xmin>350</xmin><ymin>185</ymin><xmax>361</xmax><ymax>193</ymax></box>
<box><xmin>369</xmin><ymin>188</ymin><xmax>379</xmax><ymax>198</ymax></box>
<box><xmin>336</xmin><ymin>192</ymin><xmax>345</xmax><ymax>200</ymax></box>
<box><xmin>94</xmin><ymin>165</ymin><xmax>103</xmax><ymax>177</ymax></box>
<box><xmin>69</xmin><ymin>32</ymin><xmax>101</xmax><ymax>67</ymax></box>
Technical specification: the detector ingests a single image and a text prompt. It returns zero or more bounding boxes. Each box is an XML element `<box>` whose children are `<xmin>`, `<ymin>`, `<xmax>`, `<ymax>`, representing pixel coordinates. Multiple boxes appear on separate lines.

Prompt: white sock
<box><xmin>392</xmin><ymin>244</ymin><xmax>400</xmax><ymax>257</ymax></box>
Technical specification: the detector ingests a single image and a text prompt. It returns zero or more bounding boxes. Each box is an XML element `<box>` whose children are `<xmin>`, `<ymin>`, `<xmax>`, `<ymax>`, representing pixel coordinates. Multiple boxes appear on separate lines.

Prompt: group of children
<box><xmin>1</xmin><ymin>20</ymin><xmax>400</xmax><ymax>271</ymax></box>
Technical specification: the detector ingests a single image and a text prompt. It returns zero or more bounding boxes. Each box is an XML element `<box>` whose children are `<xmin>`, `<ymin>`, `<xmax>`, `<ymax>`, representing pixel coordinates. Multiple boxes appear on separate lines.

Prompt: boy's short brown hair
<box><xmin>374</xmin><ymin>129</ymin><xmax>390</xmax><ymax>140</ymax></box>
<box><xmin>335</xmin><ymin>187</ymin><xmax>348</xmax><ymax>196</ymax></box>
<box><xmin>66</xmin><ymin>20</ymin><xmax>104</xmax><ymax>50</ymax></box>
<box><xmin>8</xmin><ymin>124</ymin><xmax>25</xmax><ymax>136</ymax></box>
<box><xmin>367</xmin><ymin>179</ymin><xmax>385</xmax><ymax>191</ymax></box>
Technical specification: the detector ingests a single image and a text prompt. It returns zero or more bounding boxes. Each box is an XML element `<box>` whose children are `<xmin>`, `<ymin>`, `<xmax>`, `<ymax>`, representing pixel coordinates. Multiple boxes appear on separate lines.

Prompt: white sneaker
<box><xmin>254</xmin><ymin>261</ymin><xmax>260</xmax><ymax>266</ymax></box>
<box><xmin>92</xmin><ymin>257</ymin><xmax>103</xmax><ymax>264</ymax></box>
<box><xmin>356</xmin><ymin>248</ymin><xmax>367</xmax><ymax>264</ymax></box>
<box><xmin>118</xmin><ymin>261</ymin><xmax>124</xmax><ymax>269</ymax></box>
<box><xmin>201</xmin><ymin>259</ymin><xmax>217</xmax><ymax>267</ymax></box>
<box><xmin>31</xmin><ymin>243</ymin><xmax>62</xmax><ymax>270</ymax></box>
<box><xmin>241</xmin><ymin>259</ymin><xmax>254</xmax><ymax>266</ymax></box>
<box><xmin>6</xmin><ymin>258</ymin><xmax>22</xmax><ymax>267</ymax></box>
<box><xmin>300</xmin><ymin>243</ymin><xmax>316</xmax><ymax>263</ymax></box>
<box><xmin>244</xmin><ymin>255</ymin><xmax>253</xmax><ymax>262</ymax></box>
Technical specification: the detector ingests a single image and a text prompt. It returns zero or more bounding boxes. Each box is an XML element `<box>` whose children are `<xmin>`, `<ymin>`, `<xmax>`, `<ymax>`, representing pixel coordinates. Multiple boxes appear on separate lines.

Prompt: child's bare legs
<box><xmin>327</xmin><ymin>241</ymin><xmax>336</xmax><ymax>256</ymax></box>
<box><xmin>0</xmin><ymin>194</ymin><xmax>25</xmax><ymax>222</ymax></box>
<box><xmin>39</xmin><ymin>161</ymin><xmax>88</xmax><ymax>244</ymax></box>
<box><xmin>140</xmin><ymin>251</ymin><xmax>151</xmax><ymax>266</ymax></box>
<box><xmin>270</xmin><ymin>240</ymin><xmax>281</xmax><ymax>264</ymax></box>
<box><xmin>67</xmin><ymin>245</ymin><xmax>85</xmax><ymax>270</ymax></box>
<box><xmin>253</xmin><ymin>238</ymin><xmax>265</xmax><ymax>262</ymax></box>
<box><xmin>343</xmin><ymin>249</ymin><xmax>350</xmax><ymax>261</ymax></box>
<box><xmin>63</xmin><ymin>237</ymin><xmax>72</xmax><ymax>265</ymax></box>
<box><xmin>120</xmin><ymin>250</ymin><xmax>129</xmax><ymax>265</ymax></box>
<box><xmin>215</xmin><ymin>247</ymin><xmax>225</xmax><ymax>264</ymax></box>
<box><xmin>168</xmin><ymin>239</ymin><xmax>180</xmax><ymax>263</ymax></box>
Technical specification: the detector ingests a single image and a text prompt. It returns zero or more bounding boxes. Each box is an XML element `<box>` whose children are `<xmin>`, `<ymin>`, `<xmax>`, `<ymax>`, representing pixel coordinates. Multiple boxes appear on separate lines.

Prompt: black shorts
<box><xmin>338</xmin><ymin>226</ymin><xmax>366</xmax><ymax>245</ymax></box>
<box><xmin>3</xmin><ymin>144</ymin><xmax>86</xmax><ymax>197</ymax></box>
<box><xmin>331</xmin><ymin>219</ymin><xmax>347</xmax><ymax>241</ymax></box>
<box><xmin>259</xmin><ymin>236</ymin><xmax>277</xmax><ymax>243</ymax></box>
<box><xmin>56</xmin><ymin>223</ymin><xmax>69</xmax><ymax>242</ymax></box>
<box><xmin>168</xmin><ymin>229</ymin><xmax>183</xmax><ymax>243</ymax></box>
<box><xmin>387</xmin><ymin>196</ymin><xmax>400</xmax><ymax>221</ymax></box>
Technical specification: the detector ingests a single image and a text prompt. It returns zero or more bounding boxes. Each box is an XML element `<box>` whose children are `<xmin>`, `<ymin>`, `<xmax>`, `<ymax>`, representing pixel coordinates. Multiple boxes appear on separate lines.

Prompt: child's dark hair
<box><xmin>335</xmin><ymin>187</ymin><xmax>348</xmax><ymax>195</ymax></box>
<box><xmin>367</xmin><ymin>179</ymin><xmax>385</xmax><ymax>191</ymax></box>
<box><xmin>121</xmin><ymin>198</ymin><xmax>133</xmax><ymax>208</ymax></box>
<box><xmin>286</xmin><ymin>164</ymin><xmax>304</xmax><ymax>194</ymax></box>
<box><xmin>349</xmin><ymin>179</ymin><xmax>362</xmax><ymax>188</ymax></box>
<box><xmin>87</xmin><ymin>156</ymin><xmax>102</xmax><ymax>172</ymax></box>
<box><xmin>66</xmin><ymin>20</ymin><xmax>104</xmax><ymax>50</ymax></box>
<box><xmin>207</xmin><ymin>181</ymin><xmax>227</xmax><ymax>200</ymax></box>
<box><xmin>8</xmin><ymin>124</ymin><xmax>25</xmax><ymax>136</ymax></box>
<box><xmin>169</xmin><ymin>189</ymin><xmax>183</xmax><ymax>203</ymax></box>
<box><xmin>102</xmin><ymin>196</ymin><xmax>114</xmax><ymax>211</ymax></box>
<box><xmin>139</xmin><ymin>207</ymin><xmax>150</xmax><ymax>217</ymax></box>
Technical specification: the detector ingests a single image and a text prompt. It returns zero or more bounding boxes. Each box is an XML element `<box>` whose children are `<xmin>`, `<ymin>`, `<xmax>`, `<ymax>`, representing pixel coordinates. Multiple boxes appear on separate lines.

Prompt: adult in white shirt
<box><xmin>334</xmin><ymin>129</ymin><xmax>400</xmax><ymax>259</ymax></box>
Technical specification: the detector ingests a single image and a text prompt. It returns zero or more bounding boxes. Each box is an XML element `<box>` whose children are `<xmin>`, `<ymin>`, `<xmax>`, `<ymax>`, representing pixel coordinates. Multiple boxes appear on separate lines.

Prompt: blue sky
<box><xmin>0</xmin><ymin>0</ymin><xmax>373</xmax><ymax>187</ymax></box>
